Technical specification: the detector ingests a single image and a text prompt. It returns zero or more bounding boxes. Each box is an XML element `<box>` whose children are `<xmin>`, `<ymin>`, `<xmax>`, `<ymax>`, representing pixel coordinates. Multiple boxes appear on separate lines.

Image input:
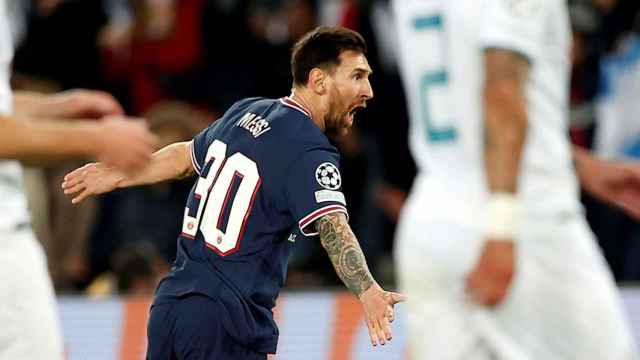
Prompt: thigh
<box><xmin>395</xmin><ymin>218</ymin><xmax>486</xmax><ymax>359</ymax></box>
<box><xmin>0</xmin><ymin>230</ymin><xmax>63</xmax><ymax>360</ymax></box>
<box><xmin>494</xmin><ymin>215</ymin><xmax>637</xmax><ymax>359</ymax></box>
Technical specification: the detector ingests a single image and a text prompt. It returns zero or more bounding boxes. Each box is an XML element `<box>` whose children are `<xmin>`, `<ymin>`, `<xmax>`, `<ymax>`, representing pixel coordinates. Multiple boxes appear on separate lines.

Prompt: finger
<box><xmin>386</xmin><ymin>305</ymin><xmax>395</xmax><ymax>323</ymax></box>
<box><xmin>63</xmin><ymin>182</ymin><xmax>86</xmax><ymax>195</ymax></box>
<box><xmin>63</xmin><ymin>167</ymin><xmax>88</xmax><ymax>182</ymax></box>
<box><xmin>61</xmin><ymin>174</ymin><xmax>85</xmax><ymax>190</ymax></box>
<box><xmin>389</xmin><ymin>292</ymin><xmax>407</xmax><ymax>304</ymax></box>
<box><xmin>367</xmin><ymin>320</ymin><xmax>379</xmax><ymax>347</ymax></box>
<box><xmin>72</xmin><ymin>189</ymin><xmax>93</xmax><ymax>204</ymax></box>
<box><xmin>380</xmin><ymin>315</ymin><xmax>393</xmax><ymax>342</ymax></box>
<box><xmin>376</xmin><ymin>319</ymin><xmax>388</xmax><ymax>345</ymax></box>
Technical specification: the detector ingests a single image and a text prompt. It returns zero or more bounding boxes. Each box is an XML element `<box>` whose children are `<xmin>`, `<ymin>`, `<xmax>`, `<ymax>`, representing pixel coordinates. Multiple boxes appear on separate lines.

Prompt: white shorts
<box><xmin>395</xmin><ymin>187</ymin><xmax>637</xmax><ymax>360</ymax></box>
<box><xmin>0</xmin><ymin>226</ymin><xmax>63</xmax><ymax>360</ymax></box>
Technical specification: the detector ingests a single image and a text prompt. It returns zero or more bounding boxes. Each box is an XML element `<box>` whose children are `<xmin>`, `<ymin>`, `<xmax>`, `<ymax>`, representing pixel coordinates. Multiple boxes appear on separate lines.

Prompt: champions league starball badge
<box><xmin>315</xmin><ymin>163</ymin><xmax>341</xmax><ymax>190</ymax></box>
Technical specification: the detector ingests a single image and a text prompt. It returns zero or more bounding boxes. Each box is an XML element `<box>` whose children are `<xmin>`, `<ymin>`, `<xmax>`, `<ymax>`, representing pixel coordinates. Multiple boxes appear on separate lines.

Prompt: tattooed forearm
<box><xmin>316</xmin><ymin>212</ymin><xmax>374</xmax><ymax>297</ymax></box>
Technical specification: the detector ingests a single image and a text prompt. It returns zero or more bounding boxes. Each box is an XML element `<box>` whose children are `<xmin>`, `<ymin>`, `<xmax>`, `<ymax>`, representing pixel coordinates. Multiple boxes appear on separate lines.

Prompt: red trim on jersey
<box><xmin>189</xmin><ymin>141</ymin><xmax>202</xmax><ymax>175</ymax></box>
<box><xmin>180</xmin><ymin>232</ymin><xmax>195</xmax><ymax>239</ymax></box>
<box><xmin>208</xmin><ymin>158</ymin><xmax>228</xmax><ymax>193</ymax></box>
<box><xmin>280</xmin><ymin>97</ymin><xmax>312</xmax><ymax>118</ymax></box>
<box><xmin>206</xmin><ymin>177</ymin><xmax>262</xmax><ymax>257</ymax></box>
<box><xmin>298</xmin><ymin>205</ymin><xmax>348</xmax><ymax>236</ymax></box>
<box><xmin>236</xmin><ymin>177</ymin><xmax>261</xmax><ymax>250</ymax></box>
<box><xmin>217</xmin><ymin>171</ymin><xmax>243</xmax><ymax>230</ymax></box>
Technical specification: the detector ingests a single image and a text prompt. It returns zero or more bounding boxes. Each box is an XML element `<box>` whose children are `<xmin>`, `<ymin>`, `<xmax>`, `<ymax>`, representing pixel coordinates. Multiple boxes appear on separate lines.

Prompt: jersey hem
<box><xmin>298</xmin><ymin>204</ymin><xmax>348</xmax><ymax>236</ymax></box>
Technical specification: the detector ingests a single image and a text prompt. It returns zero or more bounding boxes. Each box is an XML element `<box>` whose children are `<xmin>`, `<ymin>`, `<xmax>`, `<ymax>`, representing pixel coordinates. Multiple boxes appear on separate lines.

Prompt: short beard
<box><xmin>323</xmin><ymin>115</ymin><xmax>347</xmax><ymax>140</ymax></box>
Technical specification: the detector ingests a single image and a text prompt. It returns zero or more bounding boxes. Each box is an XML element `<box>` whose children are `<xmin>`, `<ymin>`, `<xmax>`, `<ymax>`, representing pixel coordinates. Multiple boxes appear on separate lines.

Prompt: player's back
<box><xmin>393</xmin><ymin>0</ymin><xmax>581</xmax><ymax>216</ymax></box>
<box><xmin>155</xmin><ymin>96</ymin><xmax>345</xmax><ymax>354</ymax></box>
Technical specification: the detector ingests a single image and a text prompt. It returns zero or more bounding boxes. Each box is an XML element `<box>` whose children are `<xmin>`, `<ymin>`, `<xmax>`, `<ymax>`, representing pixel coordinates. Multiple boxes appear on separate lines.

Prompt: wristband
<box><xmin>485</xmin><ymin>192</ymin><xmax>522</xmax><ymax>239</ymax></box>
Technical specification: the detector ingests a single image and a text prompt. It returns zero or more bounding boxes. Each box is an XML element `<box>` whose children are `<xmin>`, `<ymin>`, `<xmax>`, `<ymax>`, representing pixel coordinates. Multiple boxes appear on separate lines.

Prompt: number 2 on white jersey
<box><xmin>181</xmin><ymin>140</ymin><xmax>261</xmax><ymax>256</ymax></box>
<box><xmin>413</xmin><ymin>14</ymin><xmax>458</xmax><ymax>143</ymax></box>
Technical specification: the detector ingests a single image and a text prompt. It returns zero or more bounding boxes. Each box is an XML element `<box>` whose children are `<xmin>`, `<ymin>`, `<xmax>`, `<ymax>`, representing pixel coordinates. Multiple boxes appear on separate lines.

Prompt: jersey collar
<box><xmin>280</xmin><ymin>96</ymin><xmax>312</xmax><ymax>119</ymax></box>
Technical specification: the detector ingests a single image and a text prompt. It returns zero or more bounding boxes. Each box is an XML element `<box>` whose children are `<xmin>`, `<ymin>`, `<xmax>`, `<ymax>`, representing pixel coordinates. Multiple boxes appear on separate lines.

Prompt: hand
<box><xmin>359</xmin><ymin>283</ymin><xmax>406</xmax><ymax>346</ymax></box>
<box><xmin>61</xmin><ymin>162</ymin><xmax>124</xmax><ymax>204</ymax></box>
<box><xmin>46</xmin><ymin>89</ymin><xmax>125</xmax><ymax>119</ymax></box>
<box><xmin>92</xmin><ymin>116</ymin><xmax>156</xmax><ymax>172</ymax></box>
<box><xmin>576</xmin><ymin>149</ymin><xmax>640</xmax><ymax>220</ymax></box>
<box><xmin>465</xmin><ymin>240</ymin><xmax>515</xmax><ymax>307</ymax></box>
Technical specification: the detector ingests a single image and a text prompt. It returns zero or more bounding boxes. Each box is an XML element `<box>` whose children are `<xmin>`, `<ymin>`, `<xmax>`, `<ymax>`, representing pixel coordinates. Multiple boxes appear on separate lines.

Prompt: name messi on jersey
<box><xmin>236</xmin><ymin>112</ymin><xmax>271</xmax><ymax>138</ymax></box>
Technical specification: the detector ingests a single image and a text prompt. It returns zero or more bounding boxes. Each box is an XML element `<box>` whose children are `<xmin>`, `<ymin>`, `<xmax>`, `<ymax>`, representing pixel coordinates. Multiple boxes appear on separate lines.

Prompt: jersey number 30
<box><xmin>182</xmin><ymin>140</ymin><xmax>261</xmax><ymax>256</ymax></box>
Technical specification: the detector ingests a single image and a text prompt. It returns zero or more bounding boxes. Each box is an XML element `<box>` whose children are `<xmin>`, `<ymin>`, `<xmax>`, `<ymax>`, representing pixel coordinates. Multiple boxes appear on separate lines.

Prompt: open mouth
<box><xmin>348</xmin><ymin>104</ymin><xmax>365</xmax><ymax>118</ymax></box>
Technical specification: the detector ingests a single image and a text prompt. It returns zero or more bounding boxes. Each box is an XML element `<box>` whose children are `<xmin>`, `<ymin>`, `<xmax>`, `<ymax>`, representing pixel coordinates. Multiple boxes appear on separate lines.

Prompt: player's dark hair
<box><xmin>291</xmin><ymin>26</ymin><xmax>367</xmax><ymax>86</ymax></box>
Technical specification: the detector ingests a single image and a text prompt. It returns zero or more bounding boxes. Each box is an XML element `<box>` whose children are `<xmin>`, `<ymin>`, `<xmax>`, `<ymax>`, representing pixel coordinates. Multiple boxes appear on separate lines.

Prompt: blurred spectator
<box><xmin>10</xmin><ymin>1</ymin><xmax>113</xmax><ymax>290</ymax></box>
<box><xmin>568</xmin><ymin>0</ymin><xmax>640</xmax><ymax>281</ymax></box>
<box><xmin>86</xmin><ymin>241</ymin><xmax>169</xmax><ymax>297</ymax></box>
<box><xmin>13</xmin><ymin>0</ymin><xmax>109</xmax><ymax>90</ymax></box>
<box><xmin>100</xmin><ymin>0</ymin><xmax>207</xmax><ymax>114</ymax></box>
<box><xmin>88</xmin><ymin>101</ymin><xmax>206</xmax><ymax>280</ymax></box>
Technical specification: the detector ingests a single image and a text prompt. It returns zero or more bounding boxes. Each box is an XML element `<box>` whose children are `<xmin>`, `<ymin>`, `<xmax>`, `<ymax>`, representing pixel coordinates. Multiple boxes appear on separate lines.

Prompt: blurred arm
<box><xmin>13</xmin><ymin>89</ymin><xmax>124</xmax><ymax>119</ymax></box>
<box><xmin>483</xmin><ymin>49</ymin><xmax>529</xmax><ymax>193</ymax></box>
<box><xmin>0</xmin><ymin>115</ymin><xmax>102</xmax><ymax>162</ymax></box>
<box><xmin>465</xmin><ymin>49</ymin><xmax>530</xmax><ymax>307</ymax></box>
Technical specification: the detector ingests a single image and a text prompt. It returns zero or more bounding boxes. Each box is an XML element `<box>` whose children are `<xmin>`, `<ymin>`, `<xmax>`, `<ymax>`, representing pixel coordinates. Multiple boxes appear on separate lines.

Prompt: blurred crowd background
<box><xmin>6</xmin><ymin>0</ymin><xmax>640</xmax><ymax>296</ymax></box>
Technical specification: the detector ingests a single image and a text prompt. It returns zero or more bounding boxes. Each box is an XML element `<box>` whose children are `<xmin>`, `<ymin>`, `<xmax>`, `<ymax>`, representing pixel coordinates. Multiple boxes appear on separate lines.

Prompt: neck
<box><xmin>290</xmin><ymin>87</ymin><xmax>326</xmax><ymax>132</ymax></box>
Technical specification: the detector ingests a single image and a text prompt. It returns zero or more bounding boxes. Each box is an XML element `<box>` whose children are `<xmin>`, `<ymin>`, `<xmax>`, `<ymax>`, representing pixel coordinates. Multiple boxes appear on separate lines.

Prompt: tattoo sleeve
<box><xmin>483</xmin><ymin>49</ymin><xmax>530</xmax><ymax>193</ymax></box>
<box><xmin>316</xmin><ymin>212</ymin><xmax>374</xmax><ymax>297</ymax></box>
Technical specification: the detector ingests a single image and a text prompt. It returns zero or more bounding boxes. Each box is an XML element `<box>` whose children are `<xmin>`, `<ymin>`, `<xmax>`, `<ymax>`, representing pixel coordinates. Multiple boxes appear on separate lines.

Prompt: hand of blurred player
<box><xmin>466</xmin><ymin>240</ymin><xmax>515</xmax><ymax>307</ymax></box>
<box><xmin>45</xmin><ymin>89</ymin><xmax>125</xmax><ymax>119</ymax></box>
<box><xmin>359</xmin><ymin>283</ymin><xmax>406</xmax><ymax>347</ymax></box>
<box><xmin>92</xmin><ymin>116</ymin><xmax>156</xmax><ymax>173</ymax></box>
<box><xmin>61</xmin><ymin>162</ymin><xmax>124</xmax><ymax>204</ymax></box>
<box><xmin>575</xmin><ymin>149</ymin><xmax>640</xmax><ymax>220</ymax></box>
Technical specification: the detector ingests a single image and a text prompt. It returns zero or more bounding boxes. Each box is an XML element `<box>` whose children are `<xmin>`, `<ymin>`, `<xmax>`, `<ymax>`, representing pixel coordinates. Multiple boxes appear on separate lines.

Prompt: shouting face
<box><xmin>323</xmin><ymin>50</ymin><xmax>373</xmax><ymax>137</ymax></box>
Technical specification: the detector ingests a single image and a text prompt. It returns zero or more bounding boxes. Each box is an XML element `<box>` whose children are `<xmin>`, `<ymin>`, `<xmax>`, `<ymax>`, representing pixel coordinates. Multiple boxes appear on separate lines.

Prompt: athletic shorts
<box><xmin>147</xmin><ymin>294</ymin><xmax>267</xmax><ymax>360</ymax></box>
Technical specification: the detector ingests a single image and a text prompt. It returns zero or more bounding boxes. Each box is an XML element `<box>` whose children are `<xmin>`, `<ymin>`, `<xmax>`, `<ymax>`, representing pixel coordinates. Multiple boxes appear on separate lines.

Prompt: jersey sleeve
<box><xmin>190</xmin><ymin>124</ymin><xmax>213</xmax><ymax>176</ymax></box>
<box><xmin>479</xmin><ymin>0</ymin><xmax>546</xmax><ymax>61</ymax></box>
<box><xmin>283</xmin><ymin>148</ymin><xmax>348</xmax><ymax>237</ymax></box>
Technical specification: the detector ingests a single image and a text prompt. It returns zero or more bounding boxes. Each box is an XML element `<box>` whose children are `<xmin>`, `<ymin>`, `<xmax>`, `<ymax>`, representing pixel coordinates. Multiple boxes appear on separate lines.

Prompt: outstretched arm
<box><xmin>62</xmin><ymin>141</ymin><xmax>193</xmax><ymax>204</ymax></box>
<box><xmin>0</xmin><ymin>115</ymin><xmax>154</xmax><ymax>168</ymax></box>
<box><xmin>315</xmin><ymin>213</ymin><xmax>405</xmax><ymax>347</ymax></box>
<box><xmin>13</xmin><ymin>89</ymin><xmax>124</xmax><ymax>119</ymax></box>
<box><xmin>1</xmin><ymin>89</ymin><xmax>154</xmax><ymax>169</ymax></box>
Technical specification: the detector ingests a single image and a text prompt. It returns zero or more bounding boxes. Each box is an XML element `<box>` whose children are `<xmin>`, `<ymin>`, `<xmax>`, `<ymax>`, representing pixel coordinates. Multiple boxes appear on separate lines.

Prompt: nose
<box><xmin>362</xmin><ymin>79</ymin><xmax>373</xmax><ymax>100</ymax></box>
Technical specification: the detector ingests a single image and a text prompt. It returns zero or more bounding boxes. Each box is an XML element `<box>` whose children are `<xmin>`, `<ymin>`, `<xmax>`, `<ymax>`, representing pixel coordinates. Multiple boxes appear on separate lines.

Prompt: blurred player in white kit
<box><xmin>393</xmin><ymin>0</ymin><xmax>639</xmax><ymax>358</ymax></box>
<box><xmin>0</xmin><ymin>1</ymin><xmax>155</xmax><ymax>358</ymax></box>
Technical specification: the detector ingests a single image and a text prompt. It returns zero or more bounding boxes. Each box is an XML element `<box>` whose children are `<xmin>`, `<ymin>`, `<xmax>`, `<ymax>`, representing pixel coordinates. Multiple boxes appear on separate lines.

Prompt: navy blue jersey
<box><xmin>153</xmin><ymin>97</ymin><xmax>348</xmax><ymax>354</ymax></box>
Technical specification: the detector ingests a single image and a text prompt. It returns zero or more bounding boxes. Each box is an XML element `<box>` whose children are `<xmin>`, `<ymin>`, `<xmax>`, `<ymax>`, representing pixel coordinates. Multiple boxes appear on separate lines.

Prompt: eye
<box><xmin>353</xmin><ymin>73</ymin><xmax>363</xmax><ymax>80</ymax></box>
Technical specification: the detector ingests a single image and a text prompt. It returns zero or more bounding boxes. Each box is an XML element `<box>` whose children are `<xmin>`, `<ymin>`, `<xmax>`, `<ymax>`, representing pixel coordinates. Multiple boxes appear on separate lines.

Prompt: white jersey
<box><xmin>0</xmin><ymin>0</ymin><xmax>30</xmax><ymax>231</ymax></box>
<box><xmin>393</xmin><ymin>0</ymin><xmax>581</xmax><ymax>216</ymax></box>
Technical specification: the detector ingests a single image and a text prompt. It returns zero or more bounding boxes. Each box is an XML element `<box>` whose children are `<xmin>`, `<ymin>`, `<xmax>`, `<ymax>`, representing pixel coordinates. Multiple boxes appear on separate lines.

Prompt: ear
<box><xmin>308</xmin><ymin>68</ymin><xmax>327</xmax><ymax>95</ymax></box>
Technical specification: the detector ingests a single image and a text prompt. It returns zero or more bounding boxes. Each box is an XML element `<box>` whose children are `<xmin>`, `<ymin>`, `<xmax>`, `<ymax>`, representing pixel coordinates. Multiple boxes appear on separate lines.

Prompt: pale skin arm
<box><xmin>465</xmin><ymin>49</ymin><xmax>530</xmax><ymax>307</ymax></box>
<box><xmin>0</xmin><ymin>115</ymin><xmax>153</xmax><ymax>167</ymax></box>
<box><xmin>2</xmin><ymin>89</ymin><xmax>155</xmax><ymax>169</ymax></box>
<box><xmin>315</xmin><ymin>213</ymin><xmax>406</xmax><ymax>347</ymax></box>
<box><xmin>61</xmin><ymin>141</ymin><xmax>193</xmax><ymax>204</ymax></box>
<box><xmin>574</xmin><ymin>146</ymin><xmax>640</xmax><ymax>220</ymax></box>
<box><xmin>13</xmin><ymin>89</ymin><xmax>124</xmax><ymax>119</ymax></box>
